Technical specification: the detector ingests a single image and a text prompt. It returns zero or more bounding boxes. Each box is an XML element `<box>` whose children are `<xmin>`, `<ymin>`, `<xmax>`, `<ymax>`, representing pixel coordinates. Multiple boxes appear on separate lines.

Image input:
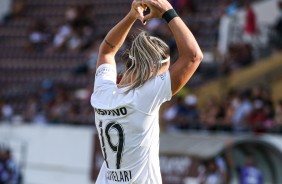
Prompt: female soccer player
<box><xmin>91</xmin><ymin>0</ymin><xmax>203</xmax><ymax>183</ymax></box>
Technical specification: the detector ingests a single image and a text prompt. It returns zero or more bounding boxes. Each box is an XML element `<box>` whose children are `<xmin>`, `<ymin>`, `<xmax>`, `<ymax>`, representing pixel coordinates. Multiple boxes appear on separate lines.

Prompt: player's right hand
<box><xmin>129</xmin><ymin>0</ymin><xmax>147</xmax><ymax>24</ymax></box>
<box><xmin>142</xmin><ymin>0</ymin><xmax>173</xmax><ymax>23</ymax></box>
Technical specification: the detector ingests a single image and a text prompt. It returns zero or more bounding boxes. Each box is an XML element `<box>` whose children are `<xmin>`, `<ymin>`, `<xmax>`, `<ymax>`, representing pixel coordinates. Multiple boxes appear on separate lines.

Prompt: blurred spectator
<box><xmin>220</xmin><ymin>102</ymin><xmax>234</xmax><ymax>131</ymax></box>
<box><xmin>161</xmin><ymin>96</ymin><xmax>182</xmax><ymax>131</ymax></box>
<box><xmin>225</xmin><ymin>0</ymin><xmax>239</xmax><ymax>17</ymax></box>
<box><xmin>0</xmin><ymin>101</ymin><xmax>13</xmax><ymax>123</ymax></box>
<box><xmin>231</xmin><ymin>90</ymin><xmax>253</xmax><ymax>132</ymax></box>
<box><xmin>269</xmin><ymin>1</ymin><xmax>282</xmax><ymax>50</ymax></box>
<box><xmin>26</xmin><ymin>19</ymin><xmax>52</xmax><ymax>52</ymax></box>
<box><xmin>226</xmin><ymin>141</ymin><xmax>264</xmax><ymax>184</ymax></box>
<box><xmin>164</xmin><ymin>94</ymin><xmax>200</xmax><ymax>131</ymax></box>
<box><xmin>274</xmin><ymin>100</ymin><xmax>282</xmax><ymax>132</ymax></box>
<box><xmin>243</xmin><ymin>3</ymin><xmax>257</xmax><ymax>44</ymax></box>
<box><xmin>200</xmin><ymin>97</ymin><xmax>223</xmax><ymax>131</ymax></box>
<box><xmin>47</xmin><ymin>88</ymin><xmax>70</xmax><ymax>124</ymax></box>
<box><xmin>247</xmin><ymin>100</ymin><xmax>268</xmax><ymax>131</ymax></box>
<box><xmin>51</xmin><ymin>5</ymin><xmax>94</xmax><ymax>52</ymax></box>
<box><xmin>247</xmin><ymin>86</ymin><xmax>275</xmax><ymax>132</ymax></box>
<box><xmin>162</xmin><ymin>96</ymin><xmax>184</xmax><ymax>131</ymax></box>
<box><xmin>180</xmin><ymin>94</ymin><xmax>200</xmax><ymax>129</ymax></box>
<box><xmin>238</xmin><ymin>156</ymin><xmax>264</xmax><ymax>184</ymax></box>
<box><xmin>52</xmin><ymin>24</ymin><xmax>72</xmax><ymax>51</ymax></box>
<box><xmin>65</xmin><ymin>29</ymin><xmax>84</xmax><ymax>51</ymax></box>
<box><xmin>0</xmin><ymin>146</ymin><xmax>22</xmax><ymax>184</ymax></box>
<box><xmin>221</xmin><ymin>90</ymin><xmax>238</xmax><ymax>130</ymax></box>
<box><xmin>198</xmin><ymin>158</ymin><xmax>225</xmax><ymax>184</ymax></box>
<box><xmin>262</xmin><ymin>101</ymin><xmax>275</xmax><ymax>130</ymax></box>
<box><xmin>29</xmin><ymin>82</ymin><xmax>94</xmax><ymax>125</ymax></box>
<box><xmin>215</xmin><ymin>156</ymin><xmax>228</xmax><ymax>183</ymax></box>
<box><xmin>39</xmin><ymin>79</ymin><xmax>56</xmax><ymax>105</ymax></box>
<box><xmin>51</xmin><ymin>6</ymin><xmax>79</xmax><ymax>51</ymax></box>
<box><xmin>160</xmin><ymin>85</ymin><xmax>281</xmax><ymax>133</ymax></box>
<box><xmin>23</xmin><ymin>97</ymin><xmax>39</xmax><ymax>122</ymax></box>
<box><xmin>65</xmin><ymin>89</ymin><xmax>94</xmax><ymax>125</ymax></box>
<box><xmin>23</xmin><ymin>96</ymin><xmax>46</xmax><ymax>124</ymax></box>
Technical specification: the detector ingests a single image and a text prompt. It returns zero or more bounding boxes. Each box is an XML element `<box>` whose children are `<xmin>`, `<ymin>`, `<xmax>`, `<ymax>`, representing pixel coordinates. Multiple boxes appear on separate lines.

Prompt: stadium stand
<box><xmin>0</xmin><ymin>0</ymin><xmax>131</xmax><ymax>124</ymax></box>
<box><xmin>0</xmin><ymin>0</ymin><xmax>220</xmax><ymax>124</ymax></box>
<box><xmin>0</xmin><ymin>0</ymin><xmax>281</xmax><ymax>129</ymax></box>
<box><xmin>162</xmin><ymin>61</ymin><xmax>282</xmax><ymax>134</ymax></box>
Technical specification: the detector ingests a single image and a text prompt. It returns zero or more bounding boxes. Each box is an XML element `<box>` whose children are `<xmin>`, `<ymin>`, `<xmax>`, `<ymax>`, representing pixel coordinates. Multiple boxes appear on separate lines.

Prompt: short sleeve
<box><xmin>135</xmin><ymin>71</ymin><xmax>172</xmax><ymax>114</ymax></box>
<box><xmin>94</xmin><ymin>64</ymin><xmax>117</xmax><ymax>90</ymax></box>
<box><xmin>152</xmin><ymin>71</ymin><xmax>172</xmax><ymax>102</ymax></box>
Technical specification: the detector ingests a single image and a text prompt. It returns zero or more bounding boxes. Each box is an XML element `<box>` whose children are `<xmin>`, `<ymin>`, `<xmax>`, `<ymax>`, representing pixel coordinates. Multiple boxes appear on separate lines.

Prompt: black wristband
<box><xmin>162</xmin><ymin>9</ymin><xmax>178</xmax><ymax>23</ymax></box>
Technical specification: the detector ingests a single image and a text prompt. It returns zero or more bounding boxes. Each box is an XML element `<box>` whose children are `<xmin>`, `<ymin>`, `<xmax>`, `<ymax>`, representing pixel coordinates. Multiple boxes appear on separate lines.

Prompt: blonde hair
<box><xmin>122</xmin><ymin>31</ymin><xmax>170</xmax><ymax>92</ymax></box>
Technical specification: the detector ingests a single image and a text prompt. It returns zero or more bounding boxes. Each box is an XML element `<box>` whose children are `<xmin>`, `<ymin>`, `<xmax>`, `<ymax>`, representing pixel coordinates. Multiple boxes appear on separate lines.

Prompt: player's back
<box><xmin>91</xmin><ymin>64</ymin><xmax>171</xmax><ymax>183</ymax></box>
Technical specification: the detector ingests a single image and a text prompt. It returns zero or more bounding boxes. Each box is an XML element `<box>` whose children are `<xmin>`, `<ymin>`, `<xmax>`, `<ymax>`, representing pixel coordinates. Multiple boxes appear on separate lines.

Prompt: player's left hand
<box><xmin>129</xmin><ymin>0</ymin><xmax>147</xmax><ymax>24</ymax></box>
<box><xmin>142</xmin><ymin>0</ymin><xmax>173</xmax><ymax>22</ymax></box>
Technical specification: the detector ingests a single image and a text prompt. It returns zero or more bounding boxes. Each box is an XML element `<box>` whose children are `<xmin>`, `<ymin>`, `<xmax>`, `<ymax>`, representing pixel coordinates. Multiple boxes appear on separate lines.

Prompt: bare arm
<box><xmin>143</xmin><ymin>0</ymin><xmax>203</xmax><ymax>96</ymax></box>
<box><xmin>97</xmin><ymin>0</ymin><xmax>145</xmax><ymax>68</ymax></box>
<box><xmin>168</xmin><ymin>17</ymin><xmax>203</xmax><ymax>95</ymax></box>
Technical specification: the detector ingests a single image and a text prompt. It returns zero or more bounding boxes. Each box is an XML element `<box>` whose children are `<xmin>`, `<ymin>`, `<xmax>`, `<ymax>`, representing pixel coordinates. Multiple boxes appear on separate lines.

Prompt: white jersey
<box><xmin>91</xmin><ymin>64</ymin><xmax>171</xmax><ymax>184</ymax></box>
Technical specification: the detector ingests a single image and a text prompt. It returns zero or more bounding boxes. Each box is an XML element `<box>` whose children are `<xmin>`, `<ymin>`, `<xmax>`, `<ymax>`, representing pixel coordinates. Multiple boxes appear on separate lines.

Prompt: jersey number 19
<box><xmin>99</xmin><ymin>121</ymin><xmax>124</xmax><ymax>169</ymax></box>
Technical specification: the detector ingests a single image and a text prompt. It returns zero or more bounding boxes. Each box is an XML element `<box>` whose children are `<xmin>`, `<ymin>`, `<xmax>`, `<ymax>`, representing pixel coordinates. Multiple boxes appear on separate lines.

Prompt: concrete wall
<box><xmin>0</xmin><ymin>124</ymin><xmax>95</xmax><ymax>184</ymax></box>
<box><xmin>1</xmin><ymin>124</ymin><xmax>282</xmax><ymax>184</ymax></box>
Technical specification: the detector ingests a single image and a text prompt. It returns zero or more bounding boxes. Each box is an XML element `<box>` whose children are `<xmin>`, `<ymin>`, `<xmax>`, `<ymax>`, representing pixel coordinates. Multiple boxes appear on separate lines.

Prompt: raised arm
<box><xmin>143</xmin><ymin>0</ymin><xmax>203</xmax><ymax>96</ymax></box>
<box><xmin>97</xmin><ymin>0</ymin><xmax>146</xmax><ymax>68</ymax></box>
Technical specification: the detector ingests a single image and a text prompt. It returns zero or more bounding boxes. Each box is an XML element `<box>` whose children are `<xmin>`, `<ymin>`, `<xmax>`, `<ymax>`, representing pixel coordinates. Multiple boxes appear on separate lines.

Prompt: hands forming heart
<box><xmin>130</xmin><ymin>0</ymin><xmax>173</xmax><ymax>25</ymax></box>
<box><xmin>130</xmin><ymin>0</ymin><xmax>147</xmax><ymax>24</ymax></box>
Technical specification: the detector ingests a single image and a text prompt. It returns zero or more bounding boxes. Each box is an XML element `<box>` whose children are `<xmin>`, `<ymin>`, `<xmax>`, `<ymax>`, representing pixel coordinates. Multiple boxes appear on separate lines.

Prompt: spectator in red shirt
<box><xmin>247</xmin><ymin>100</ymin><xmax>268</xmax><ymax>130</ymax></box>
<box><xmin>243</xmin><ymin>3</ymin><xmax>257</xmax><ymax>44</ymax></box>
